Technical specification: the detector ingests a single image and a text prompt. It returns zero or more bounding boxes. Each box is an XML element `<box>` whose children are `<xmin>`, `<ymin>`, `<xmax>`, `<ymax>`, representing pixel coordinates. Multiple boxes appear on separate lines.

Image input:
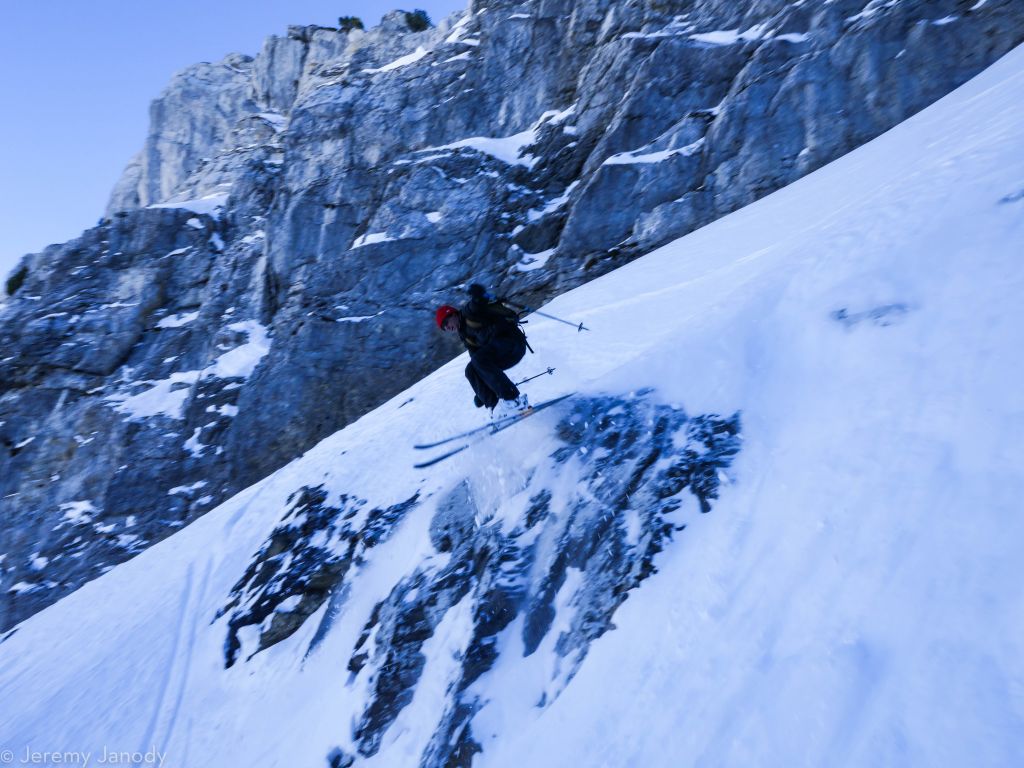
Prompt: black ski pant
<box><xmin>465</xmin><ymin>334</ymin><xmax>526</xmax><ymax>409</ymax></box>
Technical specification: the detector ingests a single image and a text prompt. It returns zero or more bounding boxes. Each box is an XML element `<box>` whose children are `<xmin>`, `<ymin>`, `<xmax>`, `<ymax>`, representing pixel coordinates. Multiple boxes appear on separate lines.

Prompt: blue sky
<box><xmin>0</xmin><ymin>1</ymin><xmax>466</xmax><ymax>283</ymax></box>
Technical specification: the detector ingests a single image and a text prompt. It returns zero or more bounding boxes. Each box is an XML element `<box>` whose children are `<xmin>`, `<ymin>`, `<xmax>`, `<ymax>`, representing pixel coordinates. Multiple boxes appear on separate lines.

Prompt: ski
<box><xmin>414</xmin><ymin>380</ymin><xmax>558</xmax><ymax>450</ymax></box>
<box><xmin>414</xmin><ymin>393</ymin><xmax>575</xmax><ymax>468</ymax></box>
<box><xmin>414</xmin><ymin>392</ymin><xmax>574</xmax><ymax>450</ymax></box>
<box><xmin>413</xmin><ymin>442</ymin><xmax>473</xmax><ymax>468</ymax></box>
<box><xmin>413</xmin><ymin>393</ymin><xmax>559</xmax><ymax>450</ymax></box>
<box><xmin>413</xmin><ymin>414</ymin><xmax>516</xmax><ymax>451</ymax></box>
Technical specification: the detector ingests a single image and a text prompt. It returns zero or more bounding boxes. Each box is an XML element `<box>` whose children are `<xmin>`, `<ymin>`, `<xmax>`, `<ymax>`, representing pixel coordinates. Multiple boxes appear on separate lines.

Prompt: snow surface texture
<box><xmin>2</xmin><ymin>45</ymin><xmax>1024</xmax><ymax>768</ymax></box>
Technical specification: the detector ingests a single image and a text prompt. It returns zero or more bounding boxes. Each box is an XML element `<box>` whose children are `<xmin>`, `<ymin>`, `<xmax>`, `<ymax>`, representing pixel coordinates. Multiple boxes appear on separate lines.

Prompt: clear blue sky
<box><xmin>0</xmin><ymin>1</ymin><xmax>466</xmax><ymax>284</ymax></box>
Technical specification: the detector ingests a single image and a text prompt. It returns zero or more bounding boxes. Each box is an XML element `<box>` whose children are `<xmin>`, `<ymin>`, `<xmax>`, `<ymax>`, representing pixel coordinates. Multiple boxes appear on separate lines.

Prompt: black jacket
<box><xmin>458</xmin><ymin>296</ymin><xmax>523</xmax><ymax>350</ymax></box>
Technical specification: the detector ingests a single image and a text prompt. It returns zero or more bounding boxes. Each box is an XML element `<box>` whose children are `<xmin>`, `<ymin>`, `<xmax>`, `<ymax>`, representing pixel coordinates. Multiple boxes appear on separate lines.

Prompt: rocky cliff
<box><xmin>2</xmin><ymin>0</ymin><xmax>1022</xmax><ymax>630</ymax></box>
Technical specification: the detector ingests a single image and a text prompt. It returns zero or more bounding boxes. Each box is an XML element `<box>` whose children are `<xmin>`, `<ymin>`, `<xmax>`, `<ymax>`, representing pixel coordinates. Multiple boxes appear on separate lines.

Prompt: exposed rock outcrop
<box><xmin>218</xmin><ymin>392</ymin><xmax>741</xmax><ymax>765</ymax></box>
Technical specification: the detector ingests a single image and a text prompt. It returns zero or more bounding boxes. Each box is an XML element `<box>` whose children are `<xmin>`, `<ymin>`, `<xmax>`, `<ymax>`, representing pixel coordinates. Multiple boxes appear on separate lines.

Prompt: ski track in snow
<box><xmin>2</xmin><ymin>44</ymin><xmax>1024</xmax><ymax>768</ymax></box>
<box><xmin>135</xmin><ymin>559</ymin><xmax>205</xmax><ymax>757</ymax></box>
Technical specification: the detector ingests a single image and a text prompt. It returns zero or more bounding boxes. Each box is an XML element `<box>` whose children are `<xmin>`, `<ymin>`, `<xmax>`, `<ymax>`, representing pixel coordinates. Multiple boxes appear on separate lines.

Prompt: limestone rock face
<box><xmin>107</xmin><ymin>54</ymin><xmax>260</xmax><ymax>212</ymax></box>
<box><xmin>3</xmin><ymin>0</ymin><xmax>1022</xmax><ymax>629</ymax></box>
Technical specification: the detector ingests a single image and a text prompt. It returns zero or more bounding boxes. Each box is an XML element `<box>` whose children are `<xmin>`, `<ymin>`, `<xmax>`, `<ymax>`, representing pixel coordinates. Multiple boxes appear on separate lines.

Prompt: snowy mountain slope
<box><xmin>6</xmin><ymin>0</ymin><xmax>1024</xmax><ymax>633</ymax></box>
<box><xmin>2</xmin><ymin>44</ymin><xmax>1024</xmax><ymax>768</ymax></box>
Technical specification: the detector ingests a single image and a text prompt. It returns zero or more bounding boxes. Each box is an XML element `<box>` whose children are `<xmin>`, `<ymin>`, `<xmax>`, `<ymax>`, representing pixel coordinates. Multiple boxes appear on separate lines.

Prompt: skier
<box><xmin>436</xmin><ymin>284</ymin><xmax>531</xmax><ymax>418</ymax></box>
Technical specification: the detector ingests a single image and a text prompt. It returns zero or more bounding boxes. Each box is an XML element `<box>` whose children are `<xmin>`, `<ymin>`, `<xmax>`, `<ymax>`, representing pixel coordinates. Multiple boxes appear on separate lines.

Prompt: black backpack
<box><xmin>465</xmin><ymin>285</ymin><xmax>534</xmax><ymax>353</ymax></box>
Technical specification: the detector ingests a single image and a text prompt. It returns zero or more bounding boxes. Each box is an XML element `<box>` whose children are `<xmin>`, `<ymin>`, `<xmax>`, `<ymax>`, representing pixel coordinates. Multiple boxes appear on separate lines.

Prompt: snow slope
<box><xmin>2</xmin><ymin>45</ymin><xmax>1024</xmax><ymax>768</ymax></box>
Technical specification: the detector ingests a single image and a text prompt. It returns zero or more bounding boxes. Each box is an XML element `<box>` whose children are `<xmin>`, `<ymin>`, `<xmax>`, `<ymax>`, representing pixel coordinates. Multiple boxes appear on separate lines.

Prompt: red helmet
<box><xmin>435</xmin><ymin>305</ymin><xmax>458</xmax><ymax>328</ymax></box>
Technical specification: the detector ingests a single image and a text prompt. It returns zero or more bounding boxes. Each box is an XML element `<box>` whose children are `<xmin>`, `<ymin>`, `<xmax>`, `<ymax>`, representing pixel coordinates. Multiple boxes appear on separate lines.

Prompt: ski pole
<box><xmin>504</xmin><ymin>301</ymin><xmax>590</xmax><ymax>333</ymax></box>
<box><xmin>515</xmin><ymin>367</ymin><xmax>555</xmax><ymax>387</ymax></box>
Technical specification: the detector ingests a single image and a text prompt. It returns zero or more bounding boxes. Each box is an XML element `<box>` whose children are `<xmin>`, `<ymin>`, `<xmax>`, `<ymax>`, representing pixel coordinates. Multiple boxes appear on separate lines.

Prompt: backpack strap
<box><xmin>508</xmin><ymin>305</ymin><xmax>534</xmax><ymax>354</ymax></box>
